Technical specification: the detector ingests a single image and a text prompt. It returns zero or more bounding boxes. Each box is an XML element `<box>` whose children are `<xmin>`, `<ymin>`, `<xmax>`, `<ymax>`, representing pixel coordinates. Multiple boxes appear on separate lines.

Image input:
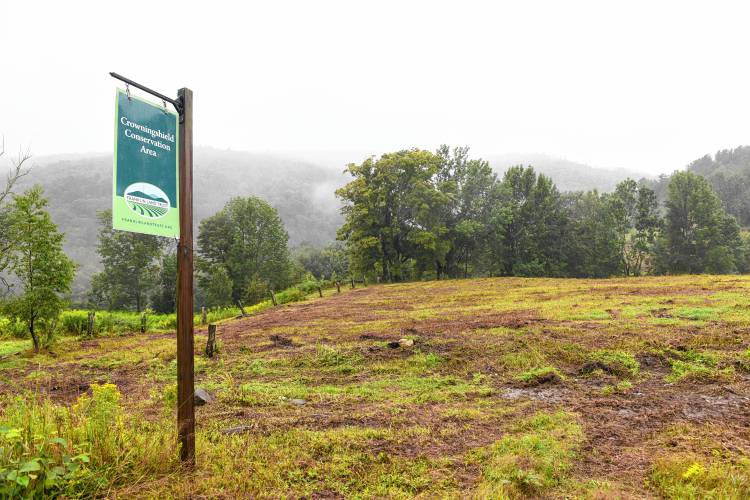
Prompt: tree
<box><xmin>487</xmin><ymin>166</ymin><xmax>567</xmax><ymax>276</ymax></box>
<box><xmin>656</xmin><ymin>171</ymin><xmax>745</xmax><ymax>274</ymax></box>
<box><xmin>336</xmin><ymin>149</ymin><xmax>451</xmax><ymax>281</ymax></box>
<box><xmin>435</xmin><ymin>146</ymin><xmax>498</xmax><ymax>278</ymax></box>
<box><xmin>2</xmin><ymin>187</ymin><xmax>75</xmax><ymax>351</ymax></box>
<box><xmin>599</xmin><ymin>179</ymin><xmax>662</xmax><ymax>276</ymax></box>
<box><xmin>150</xmin><ymin>252</ymin><xmax>177</xmax><ymax>313</ymax></box>
<box><xmin>197</xmin><ymin>197</ymin><xmax>292</xmax><ymax>308</ymax></box>
<box><xmin>562</xmin><ymin>190</ymin><xmax>621</xmax><ymax>278</ymax></box>
<box><xmin>0</xmin><ymin>139</ymin><xmax>32</xmax><ymax>291</ymax></box>
<box><xmin>201</xmin><ymin>265</ymin><xmax>233</xmax><ymax>308</ymax></box>
<box><xmin>294</xmin><ymin>242</ymin><xmax>349</xmax><ymax>280</ymax></box>
<box><xmin>89</xmin><ymin>210</ymin><xmax>164</xmax><ymax>311</ymax></box>
<box><xmin>627</xmin><ymin>183</ymin><xmax>661</xmax><ymax>275</ymax></box>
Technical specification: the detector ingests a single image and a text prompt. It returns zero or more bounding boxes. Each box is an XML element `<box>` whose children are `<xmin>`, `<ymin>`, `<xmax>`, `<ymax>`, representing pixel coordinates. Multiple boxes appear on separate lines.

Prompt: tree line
<box><xmin>336</xmin><ymin>146</ymin><xmax>749</xmax><ymax>282</ymax></box>
<box><xmin>2</xmin><ymin>143</ymin><xmax>749</xmax><ymax>345</ymax></box>
<box><xmin>88</xmin><ymin>197</ymin><xmax>348</xmax><ymax>314</ymax></box>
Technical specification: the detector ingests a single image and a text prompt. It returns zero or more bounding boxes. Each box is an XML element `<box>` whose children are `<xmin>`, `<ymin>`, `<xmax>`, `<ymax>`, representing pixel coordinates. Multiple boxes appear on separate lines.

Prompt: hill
<box><xmin>642</xmin><ymin>145</ymin><xmax>750</xmax><ymax>226</ymax></box>
<box><xmin>0</xmin><ymin>275</ymin><xmax>748</xmax><ymax>497</ymax></box>
<box><xmin>12</xmin><ymin>148</ymin><xmax>658</xmax><ymax>299</ymax></box>
<box><xmin>687</xmin><ymin>146</ymin><xmax>750</xmax><ymax>225</ymax></box>
<box><xmin>16</xmin><ymin>148</ymin><xmax>346</xmax><ymax>298</ymax></box>
<box><xmin>486</xmin><ymin>153</ymin><xmax>649</xmax><ymax>192</ymax></box>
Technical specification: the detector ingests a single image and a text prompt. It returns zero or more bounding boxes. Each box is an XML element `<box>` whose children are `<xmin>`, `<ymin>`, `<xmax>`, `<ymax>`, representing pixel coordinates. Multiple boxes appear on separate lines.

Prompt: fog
<box><xmin>2</xmin><ymin>0</ymin><xmax>750</xmax><ymax>173</ymax></box>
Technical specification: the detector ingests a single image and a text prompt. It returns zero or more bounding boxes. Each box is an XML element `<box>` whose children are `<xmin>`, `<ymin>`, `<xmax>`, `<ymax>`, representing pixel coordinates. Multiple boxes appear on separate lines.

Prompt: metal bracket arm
<box><xmin>109</xmin><ymin>72</ymin><xmax>183</xmax><ymax>115</ymax></box>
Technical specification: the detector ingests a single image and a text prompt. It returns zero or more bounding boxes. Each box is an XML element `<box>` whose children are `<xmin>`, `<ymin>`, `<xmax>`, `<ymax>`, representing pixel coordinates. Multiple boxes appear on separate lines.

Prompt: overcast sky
<box><xmin>2</xmin><ymin>0</ymin><xmax>749</xmax><ymax>173</ymax></box>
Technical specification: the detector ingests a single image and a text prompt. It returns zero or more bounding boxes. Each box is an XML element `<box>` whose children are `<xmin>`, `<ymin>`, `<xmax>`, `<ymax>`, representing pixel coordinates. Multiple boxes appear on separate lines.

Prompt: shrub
<box><xmin>0</xmin><ymin>384</ymin><xmax>176</xmax><ymax>497</ymax></box>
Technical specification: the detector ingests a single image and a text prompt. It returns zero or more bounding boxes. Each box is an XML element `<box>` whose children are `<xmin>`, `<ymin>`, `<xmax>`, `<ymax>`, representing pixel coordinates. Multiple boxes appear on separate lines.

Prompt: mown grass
<box><xmin>471</xmin><ymin>411</ymin><xmax>584</xmax><ymax>498</ymax></box>
<box><xmin>1</xmin><ymin>274</ymin><xmax>750</xmax><ymax>498</ymax></box>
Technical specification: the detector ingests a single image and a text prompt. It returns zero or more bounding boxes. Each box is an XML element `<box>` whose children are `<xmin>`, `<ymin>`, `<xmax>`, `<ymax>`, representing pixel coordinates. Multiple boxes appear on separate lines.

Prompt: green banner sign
<box><xmin>113</xmin><ymin>89</ymin><xmax>179</xmax><ymax>237</ymax></box>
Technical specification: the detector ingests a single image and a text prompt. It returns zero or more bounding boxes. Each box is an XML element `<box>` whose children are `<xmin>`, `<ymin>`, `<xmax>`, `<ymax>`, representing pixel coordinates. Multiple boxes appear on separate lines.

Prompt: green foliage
<box><xmin>53</xmin><ymin>307</ymin><xmax>241</xmax><ymax>336</ymax></box>
<box><xmin>202</xmin><ymin>265</ymin><xmax>234</xmax><ymax>308</ymax></box>
<box><xmin>0</xmin><ymin>425</ymin><xmax>89</xmax><ymax>498</ymax></box>
<box><xmin>649</xmin><ymin>455</ymin><xmax>750</xmax><ymax>498</ymax></box>
<box><xmin>198</xmin><ymin>197</ymin><xmax>292</xmax><ymax>307</ymax></box>
<box><xmin>2</xmin><ymin>187</ymin><xmax>75</xmax><ymax>351</ymax></box>
<box><xmin>242</xmin><ymin>277</ymin><xmax>270</xmax><ymax>307</ymax></box>
<box><xmin>656</xmin><ymin>171</ymin><xmax>745</xmax><ymax>274</ymax></box>
<box><xmin>89</xmin><ymin>210</ymin><xmax>164</xmax><ymax>312</ymax></box>
<box><xmin>293</xmin><ymin>242</ymin><xmax>349</xmax><ymax>280</ymax></box>
<box><xmin>489</xmin><ymin>166</ymin><xmax>567</xmax><ymax>277</ymax></box>
<box><xmin>150</xmin><ymin>252</ymin><xmax>176</xmax><ymax>314</ymax></box>
<box><xmin>0</xmin><ymin>384</ymin><xmax>175</xmax><ymax>497</ymax></box>
<box><xmin>336</xmin><ymin>148</ymin><xmax>453</xmax><ymax>282</ymax></box>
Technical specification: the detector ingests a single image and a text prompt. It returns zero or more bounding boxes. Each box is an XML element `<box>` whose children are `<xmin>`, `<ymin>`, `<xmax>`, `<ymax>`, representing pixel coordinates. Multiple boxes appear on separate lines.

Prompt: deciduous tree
<box><xmin>197</xmin><ymin>197</ymin><xmax>292</xmax><ymax>307</ymax></box>
<box><xmin>3</xmin><ymin>187</ymin><xmax>75</xmax><ymax>351</ymax></box>
<box><xmin>89</xmin><ymin>210</ymin><xmax>164</xmax><ymax>311</ymax></box>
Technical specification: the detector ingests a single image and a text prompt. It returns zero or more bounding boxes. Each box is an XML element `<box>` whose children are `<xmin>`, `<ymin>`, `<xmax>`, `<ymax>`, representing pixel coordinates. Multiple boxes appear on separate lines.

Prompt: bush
<box><xmin>0</xmin><ymin>384</ymin><xmax>176</xmax><ymax>497</ymax></box>
<box><xmin>276</xmin><ymin>288</ymin><xmax>305</xmax><ymax>304</ymax></box>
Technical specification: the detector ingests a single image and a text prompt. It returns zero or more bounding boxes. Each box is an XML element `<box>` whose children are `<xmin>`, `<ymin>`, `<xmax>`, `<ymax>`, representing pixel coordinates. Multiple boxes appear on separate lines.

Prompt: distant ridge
<box><xmin>17</xmin><ymin>147</ymin><xmax>345</xmax><ymax>299</ymax></box>
<box><xmin>486</xmin><ymin>153</ymin><xmax>651</xmax><ymax>193</ymax></box>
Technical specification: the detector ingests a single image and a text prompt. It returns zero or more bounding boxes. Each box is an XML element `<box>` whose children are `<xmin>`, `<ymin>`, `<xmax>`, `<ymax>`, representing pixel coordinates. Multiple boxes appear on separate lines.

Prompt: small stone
<box><xmin>398</xmin><ymin>338</ymin><xmax>414</xmax><ymax>347</ymax></box>
<box><xmin>290</xmin><ymin>398</ymin><xmax>307</xmax><ymax>405</ymax></box>
<box><xmin>194</xmin><ymin>388</ymin><xmax>214</xmax><ymax>406</ymax></box>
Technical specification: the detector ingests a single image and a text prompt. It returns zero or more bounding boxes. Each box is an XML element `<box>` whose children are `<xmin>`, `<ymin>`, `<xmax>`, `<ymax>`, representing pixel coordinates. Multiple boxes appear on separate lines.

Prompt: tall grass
<box><xmin>0</xmin><ymin>384</ymin><xmax>175</xmax><ymax>497</ymax></box>
<box><xmin>1</xmin><ymin>279</ymin><xmax>343</xmax><ymax>339</ymax></box>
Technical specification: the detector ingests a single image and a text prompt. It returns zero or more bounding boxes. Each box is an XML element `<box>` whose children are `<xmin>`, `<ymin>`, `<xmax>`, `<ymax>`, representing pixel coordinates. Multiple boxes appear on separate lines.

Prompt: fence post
<box><xmin>236</xmin><ymin>300</ymin><xmax>247</xmax><ymax>317</ymax></box>
<box><xmin>201</xmin><ymin>306</ymin><xmax>207</xmax><ymax>325</ymax></box>
<box><xmin>317</xmin><ymin>285</ymin><xmax>323</xmax><ymax>298</ymax></box>
<box><xmin>350</xmin><ymin>278</ymin><xmax>355</xmax><ymax>289</ymax></box>
<box><xmin>140</xmin><ymin>312</ymin><xmax>147</xmax><ymax>333</ymax></box>
<box><xmin>270</xmin><ymin>289</ymin><xmax>278</xmax><ymax>306</ymax></box>
<box><xmin>87</xmin><ymin>312</ymin><xmax>95</xmax><ymax>337</ymax></box>
<box><xmin>205</xmin><ymin>324</ymin><xmax>217</xmax><ymax>358</ymax></box>
<box><xmin>363</xmin><ymin>276</ymin><xmax>367</xmax><ymax>287</ymax></box>
<box><xmin>336</xmin><ymin>281</ymin><xmax>341</xmax><ymax>294</ymax></box>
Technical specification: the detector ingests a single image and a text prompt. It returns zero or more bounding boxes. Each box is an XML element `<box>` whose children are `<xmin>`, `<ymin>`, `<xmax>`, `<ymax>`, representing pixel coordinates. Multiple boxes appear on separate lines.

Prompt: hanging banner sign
<box><xmin>113</xmin><ymin>88</ymin><xmax>179</xmax><ymax>237</ymax></box>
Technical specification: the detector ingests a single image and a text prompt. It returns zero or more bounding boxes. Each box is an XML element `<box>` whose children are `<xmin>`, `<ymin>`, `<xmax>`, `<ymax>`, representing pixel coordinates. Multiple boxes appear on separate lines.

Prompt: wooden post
<box><xmin>336</xmin><ymin>281</ymin><xmax>341</xmax><ymax>294</ymax></box>
<box><xmin>350</xmin><ymin>278</ymin><xmax>355</xmax><ymax>289</ymax></box>
<box><xmin>201</xmin><ymin>306</ymin><xmax>207</xmax><ymax>325</ymax></box>
<box><xmin>317</xmin><ymin>285</ymin><xmax>323</xmax><ymax>298</ymax></box>
<box><xmin>363</xmin><ymin>276</ymin><xmax>367</xmax><ymax>287</ymax></box>
<box><xmin>205</xmin><ymin>324</ymin><xmax>216</xmax><ymax>358</ymax></box>
<box><xmin>87</xmin><ymin>312</ymin><xmax>95</xmax><ymax>337</ymax></box>
<box><xmin>236</xmin><ymin>300</ymin><xmax>247</xmax><ymax>317</ymax></box>
<box><xmin>176</xmin><ymin>87</ymin><xmax>195</xmax><ymax>466</ymax></box>
<box><xmin>140</xmin><ymin>312</ymin><xmax>147</xmax><ymax>333</ymax></box>
<box><xmin>270</xmin><ymin>289</ymin><xmax>278</xmax><ymax>306</ymax></box>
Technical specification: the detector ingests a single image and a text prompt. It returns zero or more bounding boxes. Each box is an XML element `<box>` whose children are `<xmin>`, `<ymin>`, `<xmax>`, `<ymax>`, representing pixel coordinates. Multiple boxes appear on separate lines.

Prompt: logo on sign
<box><xmin>124</xmin><ymin>182</ymin><xmax>171</xmax><ymax>219</ymax></box>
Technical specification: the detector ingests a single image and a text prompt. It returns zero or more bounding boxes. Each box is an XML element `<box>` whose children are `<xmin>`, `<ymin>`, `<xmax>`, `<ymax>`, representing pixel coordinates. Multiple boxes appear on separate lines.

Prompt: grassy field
<box><xmin>1</xmin><ymin>276</ymin><xmax>749</xmax><ymax>498</ymax></box>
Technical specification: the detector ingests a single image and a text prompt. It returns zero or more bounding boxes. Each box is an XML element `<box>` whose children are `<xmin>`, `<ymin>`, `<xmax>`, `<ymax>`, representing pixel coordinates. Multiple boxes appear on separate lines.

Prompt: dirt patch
<box><xmin>650</xmin><ymin>308</ymin><xmax>672</xmax><ymax>318</ymax></box>
<box><xmin>269</xmin><ymin>334</ymin><xmax>295</xmax><ymax>347</ymax></box>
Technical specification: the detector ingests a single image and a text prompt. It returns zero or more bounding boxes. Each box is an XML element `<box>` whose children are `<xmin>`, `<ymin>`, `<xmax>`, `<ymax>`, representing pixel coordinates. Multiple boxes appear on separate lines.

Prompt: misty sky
<box><xmin>2</xmin><ymin>0</ymin><xmax>749</xmax><ymax>174</ymax></box>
